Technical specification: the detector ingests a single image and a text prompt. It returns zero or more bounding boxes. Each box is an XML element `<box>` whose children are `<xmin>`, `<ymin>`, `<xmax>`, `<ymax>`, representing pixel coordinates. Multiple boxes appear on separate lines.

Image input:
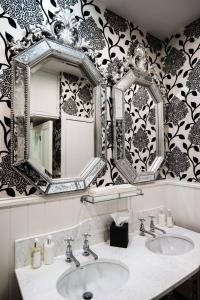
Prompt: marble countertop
<box><xmin>16</xmin><ymin>226</ymin><xmax>200</xmax><ymax>300</ymax></box>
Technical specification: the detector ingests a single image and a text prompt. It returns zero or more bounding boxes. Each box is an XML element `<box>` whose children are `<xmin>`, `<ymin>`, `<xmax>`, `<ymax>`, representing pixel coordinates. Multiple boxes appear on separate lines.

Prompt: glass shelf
<box><xmin>80</xmin><ymin>185</ymin><xmax>143</xmax><ymax>204</ymax></box>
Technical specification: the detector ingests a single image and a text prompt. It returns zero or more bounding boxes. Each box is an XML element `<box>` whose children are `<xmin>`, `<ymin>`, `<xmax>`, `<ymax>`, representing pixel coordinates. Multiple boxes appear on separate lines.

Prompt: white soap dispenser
<box><xmin>31</xmin><ymin>238</ymin><xmax>42</xmax><ymax>269</ymax></box>
<box><xmin>44</xmin><ymin>235</ymin><xmax>54</xmax><ymax>265</ymax></box>
<box><xmin>166</xmin><ymin>209</ymin><xmax>174</xmax><ymax>228</ymax></box>
<box><xmin>158</xmin><ymin>208</ymin><xmax>166</xmax><ymax>227</ymax></box>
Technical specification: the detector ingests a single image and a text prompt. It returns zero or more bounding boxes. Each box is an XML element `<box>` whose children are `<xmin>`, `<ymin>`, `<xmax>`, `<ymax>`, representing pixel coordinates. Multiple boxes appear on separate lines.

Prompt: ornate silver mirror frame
<box><xmin>112</xmin><ymin>44</ymin><xmax>165</xmax><ymax>183</ymax></box>
<box><xmin>10</xmin><ymin>8</ymin><xmax>107</xmax><ymax>194</ymax></box>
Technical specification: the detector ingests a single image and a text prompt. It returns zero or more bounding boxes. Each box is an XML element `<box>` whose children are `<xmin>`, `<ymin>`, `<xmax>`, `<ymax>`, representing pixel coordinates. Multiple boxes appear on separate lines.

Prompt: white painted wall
<box><xmin>165</xmin><ymin>181</ymin><xmax>200</xmax><ymax>232</ymax></box>
<box><xmin>0</xmin><ymin>181</ymin><xmax>200</xmax><ymax>300</ymax></box>
<box><xmin>30</xmin><ymin>70</ymin><xmax>59</xmax><ymax>119</ymax></box>
<box><xmin>61</xmin><ymin>118</ymin><xmax>94</xmax><ymax>178</ymax></box>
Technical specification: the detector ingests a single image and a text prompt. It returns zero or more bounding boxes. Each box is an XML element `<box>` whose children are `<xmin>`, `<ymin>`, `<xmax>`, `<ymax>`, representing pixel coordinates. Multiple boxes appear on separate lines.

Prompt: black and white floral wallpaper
<box><xmin>60</xmin><ymin>72</ymin><xmax>94</xmax><ymax>118</ymax></box>
<box><xmin>124</xmin><ymin>84</ymin><xmax>156</xmax><ymax>172</ymax></box>
<box><xmin>0</xmin><ymin>0</ymin><xmax>199</xmax><ymax>197</ymax></box>
<box><xmin>161</xmin><ymin>18</ymin><xmax>200</xmax><ymax>182</ymax></box>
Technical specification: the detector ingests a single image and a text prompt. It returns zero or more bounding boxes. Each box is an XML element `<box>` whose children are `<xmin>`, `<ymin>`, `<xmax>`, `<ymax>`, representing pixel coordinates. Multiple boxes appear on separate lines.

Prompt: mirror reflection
<box><xmin>124</xmin><ymin>83</ymin><xmax>157</xmax><ymax>173</ymax></box>
<box><xmin>29</xmin><ymin>59</ymin><xmax>95</xmax><ymax>179</ymax></box>
<box><xmin>11</xmin><ymin>21</ymin><xmax>106</xmax><ymax>194</ymax></box>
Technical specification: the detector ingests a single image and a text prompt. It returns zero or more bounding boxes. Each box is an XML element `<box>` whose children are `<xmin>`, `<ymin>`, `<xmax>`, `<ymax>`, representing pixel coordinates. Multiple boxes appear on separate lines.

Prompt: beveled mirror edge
<box><xmin>11</xmin><ymin>39</ymin><xmax>107</xmax><ymax>194</ymax></box>
<box><xmin>112</xmin><ymin>67</ymin><xmax>165</xmax><ymax>184</ymax></box>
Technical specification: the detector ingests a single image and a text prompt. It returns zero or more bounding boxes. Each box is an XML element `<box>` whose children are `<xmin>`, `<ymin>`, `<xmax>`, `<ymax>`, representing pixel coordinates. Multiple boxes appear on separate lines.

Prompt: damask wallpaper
<box><xmin>161</xmin><ymin>18</ymin><xmax>200</xmax><ymax>182</ymax></box>
<box><xmin>61</xmin><ymin>72</ymin><xmax>94</xmax><ymax>118</ymax></box>
<box><xmin>0</xmin><ymin>0</ymin><xmax>199</xmax><ymax>197</ymax></box>
<box><xmin>124</xmin><ymin>84</ymin><xmax>157</xmax><ymax>172</ymax></box>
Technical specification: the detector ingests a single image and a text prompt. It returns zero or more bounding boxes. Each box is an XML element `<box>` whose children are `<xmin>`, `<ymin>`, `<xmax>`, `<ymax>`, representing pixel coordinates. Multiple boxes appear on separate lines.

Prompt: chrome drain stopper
<box><xmin>82</xmin><ymin>291</ymin><xmax>93</xmax><ymax>299</ymax></box>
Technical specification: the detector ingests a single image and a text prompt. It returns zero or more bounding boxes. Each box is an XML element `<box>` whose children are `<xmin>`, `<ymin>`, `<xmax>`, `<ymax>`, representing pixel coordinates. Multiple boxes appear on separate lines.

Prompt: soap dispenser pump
<box><xmin>44</xmin><ymin>235</ymin><xmax>54</xmax><ymax>265</ymax></box>
<box><xmin>31</xmin><ymin>238</ymin><xmax>42</xmax><ymax>269</ymax></box>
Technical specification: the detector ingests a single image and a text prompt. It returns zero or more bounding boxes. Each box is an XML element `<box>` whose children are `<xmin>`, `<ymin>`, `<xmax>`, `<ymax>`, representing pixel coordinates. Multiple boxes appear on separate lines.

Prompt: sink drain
<box><xmin>82</xmin><ymin>291</ymin><xmax>93</xmax><ymax>299</ymax></box>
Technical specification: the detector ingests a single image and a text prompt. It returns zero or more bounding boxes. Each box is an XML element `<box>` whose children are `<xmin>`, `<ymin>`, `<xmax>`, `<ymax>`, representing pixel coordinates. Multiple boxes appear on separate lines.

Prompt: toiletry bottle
<box><xmin>158</xmin><ymin>208</ymin><xmax>166</xmax><ymax>227</ymax></box>
<box><xmin>44</xmin><ymin>235</ymin><xmax>54</xmax><ymax>265</ymax></box>
<box><xmin>31</xmin><ymin>238</ymin><xmax>42</xmax><ymax>269</ymax></box>
<box><xmin>166</xmin><ymin>209</ymin><xmax>173</xmax><ymax>228</ymax></box>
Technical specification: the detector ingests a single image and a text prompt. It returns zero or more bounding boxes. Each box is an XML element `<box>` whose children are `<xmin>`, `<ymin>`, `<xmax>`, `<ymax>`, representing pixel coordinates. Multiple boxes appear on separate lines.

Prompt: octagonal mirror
<box><xmin>113</xmin><ymin>68</ymin><xmax>164</xmax><ymax>183</ymax></box>
<box><xmin>11</xmin><ymin>39</ymin><xmax>106</xmax><ymax>194</ymax></box>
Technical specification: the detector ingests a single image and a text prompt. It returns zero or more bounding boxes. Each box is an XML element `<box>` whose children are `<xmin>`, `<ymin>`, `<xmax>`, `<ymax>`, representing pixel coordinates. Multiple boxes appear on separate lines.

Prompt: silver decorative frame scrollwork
<box><xmin>112</xmin><ymin>67</ymin><xmax>165</xmax><ymax>183</ymax></box>
<box><xmin>11</xmin><ymin>38</ymin><xmax>107</xmax><ymax>194</ymax></box>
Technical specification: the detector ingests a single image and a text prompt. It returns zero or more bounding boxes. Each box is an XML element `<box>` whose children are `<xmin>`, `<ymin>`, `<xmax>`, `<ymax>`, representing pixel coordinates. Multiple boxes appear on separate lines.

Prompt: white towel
<box><xmin>110</xmin><ymin>211</ymin><xmax>129</xmax><ymax>226</ymax></box>
<box><xmin>89</xmin><ymin>184</ymin><xmax>137</xmax><ymax>197</ymax></box>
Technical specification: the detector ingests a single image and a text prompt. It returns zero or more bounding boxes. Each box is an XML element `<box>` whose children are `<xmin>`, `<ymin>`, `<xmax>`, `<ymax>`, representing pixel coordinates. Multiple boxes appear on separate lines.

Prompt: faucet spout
<box><xmin>143</xmin><ymin>230</ymin><xmax>156</xmax><ymax>238</ymax></box>
<box><xmin>68</xmin><ymin>253</ymin><xmax>80</xmax><ymax>268</ymax></box>
<box><xmin>153</xmin><ymin>226</ymin><xmax>166</xmax><ymax>234</ymax></box>
<box><xmin>86</xmin><ymin>248</ymin><xmax>98</xmax><ymax>260</ymax></box>
<box><xmin>149</xmin><ymin>216</ymin><xmax>166</xmax><ymax>235</ymax></box>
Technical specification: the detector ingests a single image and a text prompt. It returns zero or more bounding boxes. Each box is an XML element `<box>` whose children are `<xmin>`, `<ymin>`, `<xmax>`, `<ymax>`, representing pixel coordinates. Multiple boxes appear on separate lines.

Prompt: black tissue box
<box><xmin>110</xmin><ymin>222</ymin><xmax>129</xmax><ymax>248</ymax></box>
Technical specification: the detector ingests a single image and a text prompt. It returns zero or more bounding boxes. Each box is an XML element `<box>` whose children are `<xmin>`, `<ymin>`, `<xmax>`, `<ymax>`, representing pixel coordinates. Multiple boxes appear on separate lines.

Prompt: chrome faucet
<box><xmin>149</xmin><ymin>216</ymin><xmax>166</xmax><ymax>234</ymax></box>
<box><xmin>82</xmin><ymin>233</ymin><xmax>98</xmax><ymax>260</ymax></box>
<box><xmin>64</xmin><ymin>238</ymin><xmax>80</xmax><ymax>268</ymax></box>
<box><xmin>139</xmin><ymin>218</ymin><xmax>156</xmax><ymax>238</ymax></box>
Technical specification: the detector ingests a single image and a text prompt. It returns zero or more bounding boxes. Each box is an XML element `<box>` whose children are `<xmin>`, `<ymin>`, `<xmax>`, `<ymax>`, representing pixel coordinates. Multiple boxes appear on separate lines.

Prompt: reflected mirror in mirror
<box><xmin>113</xmin><ymin>68</ymin><xmax>164</xmax><ymax>183</ymax></box>
<box><xmin>29</xmin><ymin>60</ymin><xmax>95</xmax><ymax>179</ymax></box>
<box><xmin>124</xmin><ymin>84</ymin><xmax>157</xmax><ymax>173</ymax></box>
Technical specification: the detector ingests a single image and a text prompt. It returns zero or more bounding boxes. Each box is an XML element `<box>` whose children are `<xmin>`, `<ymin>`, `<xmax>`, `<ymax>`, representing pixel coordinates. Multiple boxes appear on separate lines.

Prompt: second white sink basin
<box><xmin>57</xmin><ymin>259</ymin><xmax>129</xmax><ymax>300</ymax></box>
<box><xmin>146</xmin><ymin>234</ymin><xmax>194</xmax><ymax>256</ymax></box>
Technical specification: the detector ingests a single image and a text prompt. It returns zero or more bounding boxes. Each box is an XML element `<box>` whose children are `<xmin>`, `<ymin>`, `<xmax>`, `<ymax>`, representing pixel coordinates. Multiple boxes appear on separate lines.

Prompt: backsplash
<box><xmin>15</xmin><ymin>205</ymin><xmax>163</xmax><ymax>268</ymax></box>
<box><xmin>161</xmin><ymin>19</ymin><xmax>200</xmax><ymax>182</ymax></box>
<box><xmin>0</xmin><ymin>0</ymin><xmax>163</xmax><ymax>197</ymax></box>
<box><xmin>15</xmin><ymin>213</ymin><xmax>113</xmax><ymax>268</ymax></box>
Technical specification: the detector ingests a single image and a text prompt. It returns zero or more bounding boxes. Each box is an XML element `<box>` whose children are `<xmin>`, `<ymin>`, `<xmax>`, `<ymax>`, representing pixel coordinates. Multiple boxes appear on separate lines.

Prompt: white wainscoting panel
<box><xmin>0</xmin><ymin>180</ymin><xmax>200</xmax><ymax>300</ymax></box>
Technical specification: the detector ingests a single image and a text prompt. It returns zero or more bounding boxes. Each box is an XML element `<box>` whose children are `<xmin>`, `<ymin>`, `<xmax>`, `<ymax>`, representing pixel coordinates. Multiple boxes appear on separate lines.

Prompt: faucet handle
<box><xmin>82</xmin><ymin>233</ymin><xmax>91</xmax><ymax>240</ymax></box>
<box><xmin>149</xmin><ymin>215</ymin><xmax>156</xmax><ymax>224</ymax></box>
<box><xmin>82</xmin><ymin>234</ymin><xmax>91</xmax><ymax>257</ymax></box>
<box><xmin>64</xmin><ymin>237</ymin><xmax>74</xmax><ymax>246</ymax></box>
<box><xmin>148</xmin><ymin>215</ymin><xmax>156</xmax><ymax>219</ymax></box>
<box><xmin>138</xmin><ymin>218</ymin><xmax>145</xmax><ymax>223</ymax></box>
<box><xmin>138</xmin><ymin>218</ymin><xmax>145</xmax><ymax>236</ymax></box>
<box><xmin>149</xmin><ymin>216</ymin><xmax>156</xmax><ymax>232</ymax></box>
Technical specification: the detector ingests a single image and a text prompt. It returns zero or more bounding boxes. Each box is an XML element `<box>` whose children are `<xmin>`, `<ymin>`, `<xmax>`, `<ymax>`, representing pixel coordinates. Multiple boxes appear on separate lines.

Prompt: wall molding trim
<box><xmin>164</xmin><ymin>180</ymin><xmax>200</xmax><ymax>189</ymax></box>
<box><xmin>0</xmin><ymin>179</ymin><xmax>199</xmax><ymax>209</ymax></box>
<box><xmin>0</xmin><ymin>190</ymin><xmax>88</xmax><ymax>209</ymax></box>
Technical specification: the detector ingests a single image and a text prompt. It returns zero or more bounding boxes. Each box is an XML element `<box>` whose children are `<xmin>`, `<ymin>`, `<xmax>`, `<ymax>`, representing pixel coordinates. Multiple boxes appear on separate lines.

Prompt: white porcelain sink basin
<box><xmin>146</xmin><ymin>234</ymin><xmax>194</xmax><ymax>256</ymax></box>
<box><xmin>57</xmin><ymin>259</ymin><xmax>129</xmax><ymax>300</ymax></box>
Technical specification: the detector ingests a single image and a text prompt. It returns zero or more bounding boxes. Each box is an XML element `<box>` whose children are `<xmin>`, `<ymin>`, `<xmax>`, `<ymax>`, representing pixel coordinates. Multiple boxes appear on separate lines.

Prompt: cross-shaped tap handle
<box><xmin>148</xmin><ymin>216</ymin><xmax>156</xmax><ymax>220</ymax></box>
<box><xmin>82</xmin><ymin>233</ymin><xmax>91</xmax><ymax>240</ymax></box>
<box><xmin>138</xmin><ymin>218</ymin><xmax>145</xmax><ymax>223</ymax></box>
<box><xmin>64</xmin><ymin>237</ymin><xmax>74</xmax><ymax>245</ymax></box>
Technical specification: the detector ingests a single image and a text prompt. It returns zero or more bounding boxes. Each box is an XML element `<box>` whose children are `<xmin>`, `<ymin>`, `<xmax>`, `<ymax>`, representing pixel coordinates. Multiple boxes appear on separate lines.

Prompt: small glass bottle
<box><xmin>44</xmin><ymin>235</ymin><xmax>54</xmax><ymax>265</ymax></box>
<box><xmin>166</xmin><ymin>209</ymin><xmax>174</xmax><ymax>228</ymax></box>
<box><xmin>31</xmin><ymin>238</ymin><xmax>42</xmax><ymax>269</ymax></box>
<box><xmin>158</xmin><ymin>208</ymin><xmax>166</xmax><ymax>227</ymax></box>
